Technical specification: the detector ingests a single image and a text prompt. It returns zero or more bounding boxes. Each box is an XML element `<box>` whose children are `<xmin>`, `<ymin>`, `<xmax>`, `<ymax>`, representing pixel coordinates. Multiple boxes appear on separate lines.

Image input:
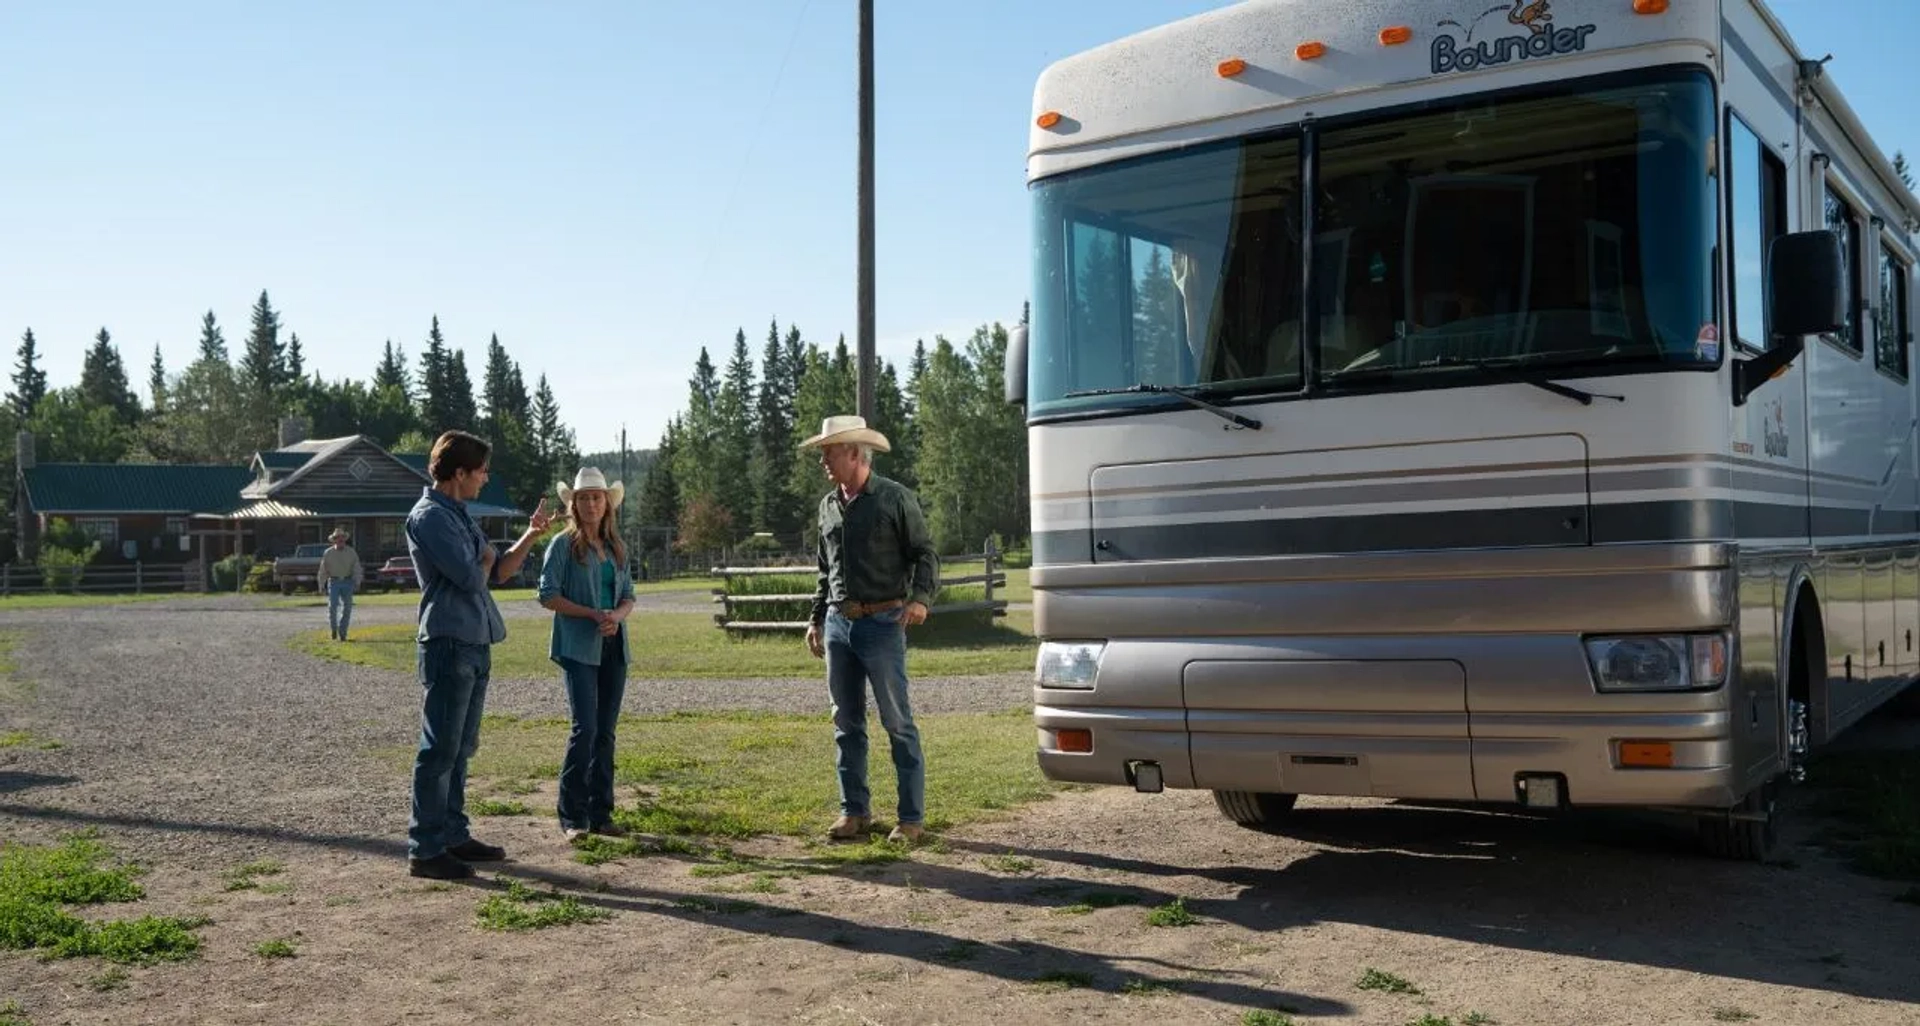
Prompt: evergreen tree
<box><xmin>674</xmin><ymin>347</ymin><xmax>723</xmax><ymax>510</ymax></box>
<box><xmin>80</xmin><ymin>328</ymin><xmax>140</xmax><ymax>425</ymax></box>
<box><xmin>482</xmin><ymin>333</ymin><xmax>515</xmax><ymax>429</ymax></box>
<box><xmin>9</xmin><ymin>328</ymin><xmax>47</xmax><ymax>421</ymax></box>
<box><xmin>241</xmin><ymin>290</ymin><xmax>284</xmax><ymax>395</ymax></box>
<box><xmin>284</xmin><ymin>332</ymin><xmax>306</xmax><ymax>382</ymax></box>
<box><xmin>144</xmin><ymin>358</ymin><xmax>253</xmax><ymax>464</ymax></box>
<box><xmin>445</xmin><ymin>348</ymin><xmax>478</xmax><ymax>432</ymax></box>
<box><xmin>638</xmin><ymin>417</ymin><xmax>683</xmax><ymax>531</ymax></box>
<box><xmin>505</xmin><ymin>360</ymin><xmax>532</xmax><ymax>423</ymax></box>
<box><xmin>1898</xmin><ymin>151</ymin><xmax>1915</xmax><ymax>191</ymax></box>
<box><xmin>374</xmin><ymin>340</ymin><xmax>411</xmax><ymax>400</ymax></box>
<box><xmin>197</xmin><ymin>310</ymin><xmax>228</xmax><ymax>363</ymax></box>
<box><xmin>416</xmin><ymin>317</ymin><xmax>454</xmax><ymax>431</ymax></box>
<box><xmin>713</xmin><ymin>329</ymin><xmax>756</xmax><ymax>527</ymax></box>
<box><xmin>530</xmin><ymin>373</ymin><xmax>577</xmax><ymax>488</ymax></box>
<box><xmin>148</xmin><ymin>344</ymin><xmax>168</xmax><ymax>412</ymax></box>
<box><xmin>873</xmin><ymin>359</ymin><xmax>915</xmax><ymax>488</ymax></box>
<box><xmin>752</xmin><ymin>319</ymin><xmax>797</xmax><ymax>535</ymax></box>
<box><xmin>1132</xmin><ymin>246</ymin><xmax>1185</xmax><ymax>385</ymax></box>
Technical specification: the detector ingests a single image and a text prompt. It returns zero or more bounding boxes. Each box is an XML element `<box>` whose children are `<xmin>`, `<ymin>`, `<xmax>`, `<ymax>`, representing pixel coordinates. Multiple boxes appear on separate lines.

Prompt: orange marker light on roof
<box><xmin>1296</xmin><ymin>41</ymin><xmax>1327</xmax><ymax>60</ymax></box>
<box><xmin>1379</xmin><ymin>26</ymin><xmax>1412</xmax><ymax>46</ymax></box>
<box><xmin>1217</xmin><ymin>57</ymin><xmax>1248</xmax><ymax>78</ymax></box>
<box><xmin>1633</xmin><ymin>0</ymin><xmax>1669</xmax><ymax>12</ymax></box>
<box><xmin>1036</xmin><ymin>111</ymin><xmax>1062</xmax><ymax>129</ymax></box>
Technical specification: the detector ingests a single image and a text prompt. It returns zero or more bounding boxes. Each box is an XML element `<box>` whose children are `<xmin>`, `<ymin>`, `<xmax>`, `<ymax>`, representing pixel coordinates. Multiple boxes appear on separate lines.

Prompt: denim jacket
<box><xmin>537</xmin><ymin>535</ymin><xmax>635</xmax><ymax>667</ymax></box>
<box><xmin>407</xmin><ymin>488</ymin><xmax>507</xmax><ymax>646</ymax></box>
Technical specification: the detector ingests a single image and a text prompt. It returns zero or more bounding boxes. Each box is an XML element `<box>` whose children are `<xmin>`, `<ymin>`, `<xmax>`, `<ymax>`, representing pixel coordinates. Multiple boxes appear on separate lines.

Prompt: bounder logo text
<box><xmin>1433</xmin><ymin>1</ymin><xmax>1598</xmax><ymax>76</ymax></box>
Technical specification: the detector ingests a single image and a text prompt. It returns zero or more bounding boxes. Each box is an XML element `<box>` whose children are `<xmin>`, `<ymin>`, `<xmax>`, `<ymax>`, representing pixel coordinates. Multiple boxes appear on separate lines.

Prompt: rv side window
<box><xmin>1726</xmin><ymin>112</ymin><xmax>1787</xmax><ymax>351</ymax></box>
<box><xmin>1880</xmin><ymin>245</ymin><xmax>1912</xmax><ymax>379</ymax></box>
<box><xmin>1824</xmin><ymin>184</ymin><xmax>1864</xmax><ymax>352</ymax></box>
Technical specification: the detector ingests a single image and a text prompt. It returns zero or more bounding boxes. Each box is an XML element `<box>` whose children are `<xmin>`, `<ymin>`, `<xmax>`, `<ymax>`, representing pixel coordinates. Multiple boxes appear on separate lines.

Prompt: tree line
<box><xmin>635</xmin><ymin>314</ymin><xmax>1029</xmax><ymax>559</ymax></box>
<box><xmin>6</xmin><ymin>290</ymin><xmax>581</xmax><ymax>514</ymax></box>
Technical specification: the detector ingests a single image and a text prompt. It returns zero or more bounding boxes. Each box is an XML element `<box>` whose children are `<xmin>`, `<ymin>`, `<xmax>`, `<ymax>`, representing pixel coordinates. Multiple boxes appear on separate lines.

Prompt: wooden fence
<box><xmin>0</xmin><ymin>562</ymin><xmax>203</xmax><ymax>597</ymax></box>
<box><xmin>710</xmin><ymin>539</ymin><xmax>1008</xmax><ymax>633</ymax></box>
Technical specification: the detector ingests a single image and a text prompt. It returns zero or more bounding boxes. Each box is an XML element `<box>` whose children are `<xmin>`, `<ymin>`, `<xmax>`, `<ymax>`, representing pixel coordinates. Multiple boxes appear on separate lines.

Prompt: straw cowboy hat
<box><xmin>328</xmin><ymin>527</ymin><xmax>350</xmax><ymax>541</ymax></box>
<box><xmin>556</xmin><ymin>466</ymin><xmax>624</xmax><ymax>509</ymax></box>
<box><xmin>797</xmin><ymin>414</ymin><xmax>891</xmax><ymax>453</ymax></box>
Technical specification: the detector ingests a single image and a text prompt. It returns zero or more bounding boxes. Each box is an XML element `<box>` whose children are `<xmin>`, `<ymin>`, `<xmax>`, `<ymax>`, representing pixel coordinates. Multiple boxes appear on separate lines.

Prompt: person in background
<box><xmin>537</xmin><ymin>467</ymin><xmax>637</xmax><ymax>843</ymax></box>
<box><xmin>320</xmin><ymin>527</ymin><xmax>362</xmax><ymax>641</ymax></box>
<box><xmin>799</xmin><ymin>415</ymin><xmax>939</xmax><ymax>845</ymax></box>
<box><xmin>404</xmin><ymin>429</ymin><xmax>553</xmax><ymax>880</ymax></box>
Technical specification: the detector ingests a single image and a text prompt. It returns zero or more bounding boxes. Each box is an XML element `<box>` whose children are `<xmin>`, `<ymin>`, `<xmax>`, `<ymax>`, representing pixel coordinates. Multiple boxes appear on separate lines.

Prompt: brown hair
<box><xmin>427</xmin><ymin>430</ymin><xmax>491</xmax><ymax>482</ymax></box>
<box><xmin>564</xmin><ymin>494</ymin><xmax>627</xmax><ymax>567</ymax></box>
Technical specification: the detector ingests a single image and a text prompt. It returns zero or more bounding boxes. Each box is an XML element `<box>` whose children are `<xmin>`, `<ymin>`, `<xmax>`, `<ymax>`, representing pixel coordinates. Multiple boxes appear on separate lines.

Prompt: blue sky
<box><xmin>2</xmin><ymin>0</ymin><xmax>1914</xmax><ymax>455</ymax></box>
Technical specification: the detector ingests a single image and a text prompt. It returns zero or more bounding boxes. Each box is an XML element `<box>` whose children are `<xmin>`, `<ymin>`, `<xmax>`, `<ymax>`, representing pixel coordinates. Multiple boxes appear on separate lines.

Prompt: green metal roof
<box><xmin>21</xmin><ymin>463</ymin><xmax>255</xmax><ymax>515</ymax></box>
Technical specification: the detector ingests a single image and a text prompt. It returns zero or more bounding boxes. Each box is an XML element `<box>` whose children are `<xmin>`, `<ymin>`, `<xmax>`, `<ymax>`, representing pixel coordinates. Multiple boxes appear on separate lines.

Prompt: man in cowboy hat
<box><xmin>800</xmin><ymin>414</ymin><xmax>940</xmax><ymax>844</ymax></box>
<box><xmin>319</xmin><ymin>526</ymin><xmax>362</xmax><ymax>641</ymax></box>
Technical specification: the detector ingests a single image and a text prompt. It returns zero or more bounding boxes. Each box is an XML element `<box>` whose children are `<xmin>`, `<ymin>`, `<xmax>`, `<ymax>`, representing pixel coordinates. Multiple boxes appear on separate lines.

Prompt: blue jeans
<box><xmin>326</xmin><ymin>578</ymin><xmax>355</xmax><ymax>638</ymax></box>
<box><xmin>557</xmin><ymin>638</ymin><xmax>627</xmax><ymax>830</ymax></box>
<box><xmin>409</xmin><ymin>638</ymin><xmax>491</xmax><ymax>860</ymax></box>
<box><xmin>826</xmin><ymin>607</ymin><xmax>924</xmax><ymax>825</ymax></box>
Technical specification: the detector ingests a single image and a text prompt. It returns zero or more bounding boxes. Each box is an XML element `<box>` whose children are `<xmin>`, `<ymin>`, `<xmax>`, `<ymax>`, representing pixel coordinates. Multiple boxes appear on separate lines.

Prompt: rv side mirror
<box><xmin>1766</xmin><ymin>230</ymin><xmax>1846</xmax><ymax>339</ymax></box>
<box><xmin>1005</xmin><ymin>323</ymin><xmax>1029</xmax><ymax>407</ymax></box>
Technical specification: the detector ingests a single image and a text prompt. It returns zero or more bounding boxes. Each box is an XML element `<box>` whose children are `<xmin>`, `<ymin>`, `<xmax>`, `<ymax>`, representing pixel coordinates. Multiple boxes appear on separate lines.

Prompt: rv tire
<box><xmin>1697</xmin><ymin>776</ymin><xmax>1780</xmax><ymax>862</ymax></box>
<box><xmin>1212</xmin><ymin>790</ymin><xmax>1299</xmax><ymax>830</ymax></box>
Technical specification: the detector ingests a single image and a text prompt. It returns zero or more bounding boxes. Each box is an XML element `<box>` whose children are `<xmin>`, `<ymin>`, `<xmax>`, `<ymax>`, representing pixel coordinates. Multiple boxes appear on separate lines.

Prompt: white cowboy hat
<box><xmin>556</xmin><ymin>466</ymin><xmax>624</xmax><ymax>510</ymax></box>
<box><xmin>797</xmin><ymin>414</ymin><xmax>890</xmax><ymax>453</ymax></box>
<box><xmin>328</xmin><ymin>527</ymin><xmax>350</xmax><ymax>541</ymax></box>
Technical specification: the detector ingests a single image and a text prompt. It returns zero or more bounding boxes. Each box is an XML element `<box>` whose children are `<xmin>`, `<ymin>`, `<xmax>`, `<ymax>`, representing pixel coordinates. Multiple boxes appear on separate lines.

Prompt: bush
<box><xmin>36</xmin><ymin>519</ymin><xmax>100</xmax><ymax>592</ymax></box>
<box><xmin>210</xmin><ymin>555</ymin><xmax>255</xmax><ymax>593</ymax></box>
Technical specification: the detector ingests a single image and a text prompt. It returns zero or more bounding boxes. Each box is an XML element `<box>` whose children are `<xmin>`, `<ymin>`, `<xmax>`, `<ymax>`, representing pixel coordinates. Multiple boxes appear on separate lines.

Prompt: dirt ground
<box><xmin>3</xmin><ymin>598</ymin><xmax>1919</xmax><ymax>1026</ymax></box>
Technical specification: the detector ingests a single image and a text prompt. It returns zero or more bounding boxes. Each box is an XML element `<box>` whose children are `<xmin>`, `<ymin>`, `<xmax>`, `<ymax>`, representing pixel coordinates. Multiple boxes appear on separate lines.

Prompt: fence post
<box><xmin>982</xmin><ymin>537</ymin><xmax>997</xmax><ymax>606</ymax></box>
<box><xmin>135</xmin><ymin>561</ymin><xmax>144</xmax><ymax>596</ymax></box>
<box><xmin>2</xmin><ymin>563</ymin><xmax>8</xmax><ymax>599</ymax></box>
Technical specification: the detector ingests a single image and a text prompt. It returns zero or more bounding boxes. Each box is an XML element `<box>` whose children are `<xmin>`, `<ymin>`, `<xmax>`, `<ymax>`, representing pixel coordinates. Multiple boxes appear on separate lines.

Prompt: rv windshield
<box><xmin>1026</xmin><ymin>68</ymin><xmax>1718</xmax><ymax>416</ymax></box>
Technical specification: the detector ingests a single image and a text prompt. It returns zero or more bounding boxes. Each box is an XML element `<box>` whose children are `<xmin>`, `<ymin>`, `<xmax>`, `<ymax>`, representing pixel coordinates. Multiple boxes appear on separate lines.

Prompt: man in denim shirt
<box><xmin>404</xmin><ymin>430</ymin><xmax>553</xmax><ymax>879</ymax></box>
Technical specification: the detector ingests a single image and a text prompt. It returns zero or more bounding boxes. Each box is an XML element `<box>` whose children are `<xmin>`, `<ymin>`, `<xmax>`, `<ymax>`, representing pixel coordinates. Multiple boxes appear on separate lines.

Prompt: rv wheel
<box><xmin>1697</xmin><ymin>777</ymin><xmax>1780</xmax><ymax>862</ymax></box>
<box><xmin>1212</xmin><ymin>790</ymin><xmax>1299</xmax><ymax>831</ymax></box>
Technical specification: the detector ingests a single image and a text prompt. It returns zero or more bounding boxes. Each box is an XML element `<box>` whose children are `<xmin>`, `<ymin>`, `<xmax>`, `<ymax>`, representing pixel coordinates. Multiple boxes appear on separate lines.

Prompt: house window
<box><xmin>74</xmin><ymin>518</ymin><xmax>119</xmax><ymax>545</ymax></box>
<box><xmin>165</xmin><ymin>517</ymin><xmax>188</xmax><ymax>535</ymax></box>
<box><xmin>1881</xmin><ymin>245</ymin><xmax>1912</xmax><ymax>380</ymax></box>
<box><xmin>378</xmin><ymin>520</ymin><xmax>403</xmax><ymax>553</ymax></box>
<box><xmin>1824</xmin><ymin>184</ymin><xmax>1863</xmax><ymax>351</ymax></box>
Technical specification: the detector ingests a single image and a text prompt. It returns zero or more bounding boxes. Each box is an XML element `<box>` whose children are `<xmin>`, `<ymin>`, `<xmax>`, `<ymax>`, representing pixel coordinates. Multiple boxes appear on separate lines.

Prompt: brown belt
<box><xmin>836</xmin><ymin>598</ymin><xmax>905</xmax><ymax>619</ymax></box>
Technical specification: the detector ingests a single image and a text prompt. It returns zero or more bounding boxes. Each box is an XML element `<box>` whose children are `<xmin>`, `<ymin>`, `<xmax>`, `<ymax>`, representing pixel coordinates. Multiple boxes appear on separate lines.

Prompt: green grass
<box><xmin>980</xmin><ymin>852</ymin><xmax>1039</xmax><ymax>874</ymax></box>
<box><xmin>0</xmin><ymin>1001</ymin><xmax>27</xmax><ymax>1026</ymax></box>
<box><xmin>1144</xmin><ymin>897</ymin><xmax>1198</xmax><ymax>927</ymax></box>
<box><xmin>291</xmin><ymin>609</ymin><xmax>1036</xmax><ymax>679</ymax></box>
<box><xmin>1711</xmin><ymin>1008</ymin><xmax>1757</xmax><ymax>1023</ymax></box>
<box><xmin>0</xmin><ymin>593</ymin><xmax>190</xmax><ymax>611</ymax></box>
<box><xmin>0</xmin><ymin>731</ymin><xmax>60</xmax><ymax>751</ymax></box>
<box><xmin>221</xmin><ymin>859</ymin><xmax>286</xmax><ymax>892</ymax></box>
<box><xmin>436</xmin><ymin>708</ymin><xmax>1062</xmax><ymax>840</ymax></box>
<box><xmin>470</xmin><ymin>798</ymin><xmax>531</xmax><ymax>817</ymax></box>
<box><xmin>1242</xmin><ymin>1012</ymin><xmax>1296</xmax><ymax>1026</ymax></box>
<box><xmin>475</xmin><ymin>880</ymin><xmax>612</xmax><ymax>931</ymax></box>
<box><xmin>0</xmin><ymin>834</ymin><xmax>204</xmax><ymax>965</ymax></box>
<box><xmin>253</xmin><ymin>937</ymin><xmax>297</xmax><ymax>958</ymax></box>
<box><xmin>1029</xmin><ymin>969</ymin><xmax>1094</xmax><ymax>991</ymax></box>
<box><xmin>1809</xmin><ymin>749</ymin><xmax>1920</xmax><ymax>881</ymax></box>
<box><xmin>1357</xmin><ymin>968</ymin><xmax>1421</xmax><ymax>995</ymax></box>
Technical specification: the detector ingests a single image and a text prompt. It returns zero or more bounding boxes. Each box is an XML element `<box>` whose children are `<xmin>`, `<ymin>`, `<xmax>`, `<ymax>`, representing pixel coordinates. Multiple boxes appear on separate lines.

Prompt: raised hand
<box><xmin>528</xmin><ymin>496</ymin><xmax>555</xmax><ymax>533</ymax></box>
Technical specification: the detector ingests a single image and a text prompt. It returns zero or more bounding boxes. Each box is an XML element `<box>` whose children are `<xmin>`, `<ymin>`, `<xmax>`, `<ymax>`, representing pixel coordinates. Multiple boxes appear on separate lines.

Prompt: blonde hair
<box><xmin>563</xmin><ymin>493</ymin><xmax>627</xmax><ymax>567</ymax></box>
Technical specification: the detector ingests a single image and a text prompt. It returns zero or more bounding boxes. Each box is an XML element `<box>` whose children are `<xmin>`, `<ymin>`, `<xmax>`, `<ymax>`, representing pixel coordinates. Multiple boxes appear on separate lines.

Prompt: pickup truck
<box><xmin>271</xmin><ymin>543</ymin><xmax>335</xmax><ymax>594</ymax></box>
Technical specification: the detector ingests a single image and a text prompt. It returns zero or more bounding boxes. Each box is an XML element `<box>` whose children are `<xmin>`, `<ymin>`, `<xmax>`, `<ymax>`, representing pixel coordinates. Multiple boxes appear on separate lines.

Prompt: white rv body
<box><xmin>1017</xmin><ymin>0</ymin><xmax>1920</xmax><ymax>857</ymax></box>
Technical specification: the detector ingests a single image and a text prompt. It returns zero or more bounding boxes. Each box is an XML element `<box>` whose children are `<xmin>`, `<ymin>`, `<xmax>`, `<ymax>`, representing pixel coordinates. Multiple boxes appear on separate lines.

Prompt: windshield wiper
<box><xmin>1334</xmin><ymin>355</ymin><xmax>1624</xmax><ymax>406</ymax></box>
<box><xmin>1064</xmin><ymin>383</ymin><xmax>1263</xmax><ymax>429</ymax></box>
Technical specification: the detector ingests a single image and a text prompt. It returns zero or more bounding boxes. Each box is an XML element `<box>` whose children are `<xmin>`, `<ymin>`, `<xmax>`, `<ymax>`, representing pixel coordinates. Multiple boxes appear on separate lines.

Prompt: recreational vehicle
<box><xmin>1009</xmin><ymin>0</ymin><xmax>1920</xmax><ymax>859</ymax></box>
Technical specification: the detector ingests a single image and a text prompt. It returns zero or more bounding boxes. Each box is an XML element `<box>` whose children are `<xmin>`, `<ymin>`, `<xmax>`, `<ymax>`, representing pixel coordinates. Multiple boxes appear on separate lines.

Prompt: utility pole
<box><xmin>856</xmin><ymin>0</ymin><xmax>876</xmax><ymax>420</ymax></box>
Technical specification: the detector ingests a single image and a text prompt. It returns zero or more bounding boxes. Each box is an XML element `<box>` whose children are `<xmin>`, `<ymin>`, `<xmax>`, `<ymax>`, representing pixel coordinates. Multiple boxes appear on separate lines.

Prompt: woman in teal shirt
<box><xmin>537</xmin><ymin>467</ymin><xmax>636</xmax><ymax>842</ymax></box>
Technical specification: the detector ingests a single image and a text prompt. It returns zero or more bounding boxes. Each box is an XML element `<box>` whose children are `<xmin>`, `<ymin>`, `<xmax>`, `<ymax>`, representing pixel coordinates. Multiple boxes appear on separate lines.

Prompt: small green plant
<box><xmin>470</xmin><ymin>798</ymin><xmax>530</xmax><ymax>817</ymax></box>
<box><xmin>1121</xmin><ymin>977</ymin><xmax>1179</xmax><ymax>996</ymax></box>
<box><xmin>1407</xmin><ymin>1016</ymin><xmax>1454</xmax><ymax>1026</ymax></box>
<box><xmin>1462</xmin><ymin>1014</ymin><xmax>1497</xmax><ymax>1026</ymax></box>
<box><xmin>1712</xmin><ymin>1009</ymin><xmax>1757</xmax><ymax>1023</ymax></box>
<box><xmin>0</xmin><ymin>1000</ymin><xmax>28</xmax><ymax>1026</ymax></box>
<box><xmin>86</xmin><ymin>966</ymin><xmax>130</xmax><ymax>991</ymax></box>
<box><xmin>476</xmin><ymin>881</ymin><xmax>612</xmax><ymax>931</ymax></box>
<box><xmin>221</xmin><ymin>859</ymin><xmax>286</xmax><ymax>892</ymax></box>
<box><xmin>0</xmin><ymin>731</ymin><xmax>61</xmax><ymax>750</ymax></box>
<box><xmin>1357</xmin><ymin>967</ymin><xmax>1421</xmax><ymax>995</ymax></box>
<box><xmin>253</xmin><ymin>937</ymin><xmax>297</xmax><ymax>958</ymax></box>
<box><xmin>982</xmin><ymin>852</ymin><xmax>1038</xmax><ymax>874</ymax></box>
<box><xmin>1242</xmin><ymin>1012</ymin><xmax>1295</xmax><ymax>1026</ymax></box>
<box><xmin>0</xmin><ymin>834</ymin><xmax>203</xmax><ymax>964</ymax></box>
<box><xmin>1145</xmin><ymin>897</ymin><xmax>1198</xmax><ymax>927</ymax></box>
<box><xmin>1030</xmin><ymin>969</ymin><xmax>1094</xmax><ymax>991</ymax></box>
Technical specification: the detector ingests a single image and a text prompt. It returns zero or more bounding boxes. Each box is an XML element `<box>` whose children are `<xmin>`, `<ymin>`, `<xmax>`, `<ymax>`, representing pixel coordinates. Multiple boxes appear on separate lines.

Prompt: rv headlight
<box><xmin>1584</xmin><ymin>634</ymin><xmax>1728</xmax><ymax>692</ymax></box>
<box><xmin>1036</xmin><ymin>642</ymin><xmax>1105</xmax><ymax>689</ymax></box>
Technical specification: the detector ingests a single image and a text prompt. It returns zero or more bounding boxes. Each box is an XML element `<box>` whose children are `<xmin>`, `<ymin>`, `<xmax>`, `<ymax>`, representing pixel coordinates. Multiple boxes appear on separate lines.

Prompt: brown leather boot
<box><xmin>827</xmin><ymin>815</ymin><xmax>870</xmax><ymax>841</ymax></box>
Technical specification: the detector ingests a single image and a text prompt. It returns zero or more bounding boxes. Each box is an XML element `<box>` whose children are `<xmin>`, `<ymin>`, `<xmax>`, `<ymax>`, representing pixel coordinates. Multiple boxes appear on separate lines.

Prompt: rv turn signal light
<box><xmin>1216</xmin><ymin>57</ymin><xmax>1247</xmax><ymax>78</ymax></box>
<box><xmin>1633</xmin><ymin>0</ymin><xmax>1669</xmax><ymax>13</ymax></box>
<box><xmin>1379</xmin><ymin>26</ymin><xmax>1412</xmax><ymax>46</ymax></box>
<box><xmin>1295</xmin><ymin>41</ymin><xmax>1326</xmax><ymax>60</ymax></box>
<box><xmin>1619</xmin><ymin>741</ymin><xmax>1675</xmax><ymax>768</ymax></box>
<box><xmin>1055</xmin><ymin>728</ymin><xmax>1093</xmax><ymax>753</ymax></box>
<box><xmin>1036</xmin><ymin>111</ymin><xmax>1062</xmax><ymax>129</ymax></box>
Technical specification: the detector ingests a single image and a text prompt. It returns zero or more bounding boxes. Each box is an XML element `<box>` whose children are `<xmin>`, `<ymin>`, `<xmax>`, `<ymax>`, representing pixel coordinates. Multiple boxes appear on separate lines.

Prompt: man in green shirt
<box><xmin>801</xmin><ymin>415</ymin><xmax>939</xmax><ymax>844</ymax></box>
<box><xmin>319</xmin><ymin>527</ymin><xmax>363</xmax><ymax>641</ymax></box>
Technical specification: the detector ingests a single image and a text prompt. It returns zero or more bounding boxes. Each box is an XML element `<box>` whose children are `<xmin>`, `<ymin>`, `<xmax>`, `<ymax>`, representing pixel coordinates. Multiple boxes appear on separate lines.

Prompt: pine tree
<box><xmin>284</xmin><ymin>332</ymin><xmax>305</xmax><ymax>382</ymax></box>
<box><xmin>80</xmin><ymin>328</ymin><xmax>140</xmax><ymax>425</ymax></box>
<box><xmin>445</xmin><ymin>348</ymin><xmax>478</xmax><ymax>432</ymax></box>
<box><xmin>374</xmin><ymin>340</ymin><xmax>412</xmax><ymax>401</ymax></box>
<box><xmin>714</xmin><ymin>328</ymin><xmax>756</xmax><ymax>527</ymax></box>
<box><xmin>148</xmin><ymin>344</ymin><xmax>168</xmax><ymax>412</ymax></box>
<box><xmin>873</xmin><ymin>359</ymin><xmax>915</xmax><ymax>488</ymax></box>
<box><xmin>675</xmin><ymin>347</ymin><xmax>723</xmax><ymax>508</ymax></box>
<box><xmin>197</xmin><ymin>310</ymin><xmax>228</xmax><ymax>363</ymax></box>
<box><xmin>638</xmin><ymin>417</ymin><xmax>683</xmax><ymax>532</ymax></box>
<box><xmin>506</xmin><ymin>361</ymin><xmax>531</xmax><ymax>423</ymax></box>
<box><xmin>416</xmin><ymin>317</ymin><xmax>453</xmax><ymax>432</ymax></box>
<box><xmin>482</xmin><ymin>333</ymin><xmax>515</xmax><ymax>430</ymax></box>
<box><xmin>752</xmin><ymin>319</ymin><xmax>797</xmax><ymax>534</ymax></box>
<box><xmin>241</xmin><ymin>290</ymin><xmax>283</xmax><ymax>396</ymax></box>
<box><xmin>531</xmin><ymin>373</ymin><xmax>567</xmax><ymax>486</ymax></box>
<box><xmin>9</xmin><ymin>328</ymin><xmax>48</xmax><ymax>421</ymax></box>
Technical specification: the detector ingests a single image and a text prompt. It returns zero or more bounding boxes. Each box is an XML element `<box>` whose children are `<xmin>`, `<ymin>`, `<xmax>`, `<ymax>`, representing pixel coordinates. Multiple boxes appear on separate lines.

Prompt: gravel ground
<box><xmin>0</xmin><ymin>596</ymin><xmax>1026</xmax><ymax>868</ymax></box>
